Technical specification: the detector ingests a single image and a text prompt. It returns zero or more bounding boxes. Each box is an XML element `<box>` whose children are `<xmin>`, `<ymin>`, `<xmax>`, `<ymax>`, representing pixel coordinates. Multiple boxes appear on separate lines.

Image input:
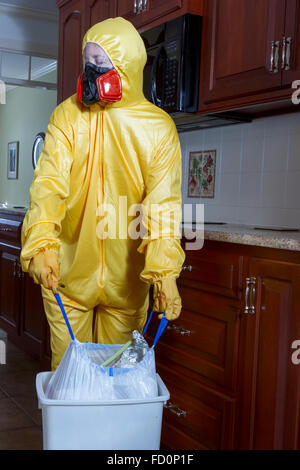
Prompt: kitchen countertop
<box><xmin>181</xmin><ymin>223</ymin><xmax>300</xmax><ymax>252</ymax></box>
<box><xmin>0</xmin><ymin>205</ymin><xmax>28</xmax><ymax>217</ymax></box>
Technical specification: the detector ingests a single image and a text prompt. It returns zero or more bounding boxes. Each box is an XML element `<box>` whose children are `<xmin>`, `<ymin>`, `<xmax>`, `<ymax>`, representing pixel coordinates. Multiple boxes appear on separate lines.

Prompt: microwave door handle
<box><xmin>151</xmin><ymin>45</ymin><xmax>166</xmax><ymax>107</ymax></box>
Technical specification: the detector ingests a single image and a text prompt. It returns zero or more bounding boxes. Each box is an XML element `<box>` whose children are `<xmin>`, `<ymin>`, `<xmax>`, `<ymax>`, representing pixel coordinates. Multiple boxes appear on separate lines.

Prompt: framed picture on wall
<box><xmin>7</xmin><ymin>141</ymin><xmax>19</xmax><ymax>179</ymax></box>
<box><xmin>188</xmin><ymin>150</ymin><xmax>216</xmax><ymax>198</ymax></box>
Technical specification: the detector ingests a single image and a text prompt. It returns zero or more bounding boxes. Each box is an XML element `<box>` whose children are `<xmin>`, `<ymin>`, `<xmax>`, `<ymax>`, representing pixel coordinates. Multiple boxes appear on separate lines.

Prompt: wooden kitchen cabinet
<box><xmin>282</xmin><ymin>0</ymin><xmax>300</xmax><ymax>87</ymax></box>
<box><xmin>199</xmin><ymin>0</ymin><xmax>285</xmax><ymax>104</ymax></box>
<box><xmin>198</xmin><ymin>0</ymin><xmax>300</xmax><ymax>113</ymax></box>
<box><xmin>57</xmin><ymin>0</ymin><xmax>87</xmax><ymax>103</ymax></box>
<box><xmin>146</xmin><ymin>240</ymin><xmax>300</xmax><ymax>449</ymax></box>
<box><xmin>0</xmin><ymin>248</ymin><xmax>22</xmax><ymax>338</ymax></box>
<box><xmin>19</xmin><ymin>273</ymin><xmax>45</xmax><ymax>359</ymax></box>
<box><xmin>86</xmin><ymin>0</ymin><xmax>118</xmax><ymax>27</ymax></box>
<box><xmin>235</xmin><ymin>257</ymin><xmax>300</xmax><ymax>449</ymax></box>
<box><xmin>0</xmin><ymin>212</ymin><xmax>50</xmax><ymax>366</ymax></box>
<box><xmin>0</xmin><ymin>215</ymin><xmax>23</xmax><ymax>339</ymax></box>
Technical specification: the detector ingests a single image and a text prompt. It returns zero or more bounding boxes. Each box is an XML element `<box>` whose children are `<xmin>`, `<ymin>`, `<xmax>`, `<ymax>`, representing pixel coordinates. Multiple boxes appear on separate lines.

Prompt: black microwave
<box><xmin>141</xmin><ymin>14</ymin><xmax>202</xmax><ymax>114</ymax></box>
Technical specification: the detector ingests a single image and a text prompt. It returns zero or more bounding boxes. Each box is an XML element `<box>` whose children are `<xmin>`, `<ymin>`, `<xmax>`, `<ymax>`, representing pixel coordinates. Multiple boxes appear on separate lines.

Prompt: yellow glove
<box><xmin>153</xmin><ymin>278</ymin><xmax>182</xmax><ymax>321</ymax></box>
<box><xmin>28</xmin><ymin>250</ymin><xmax>60</xmax><ymax>292</ymax></box>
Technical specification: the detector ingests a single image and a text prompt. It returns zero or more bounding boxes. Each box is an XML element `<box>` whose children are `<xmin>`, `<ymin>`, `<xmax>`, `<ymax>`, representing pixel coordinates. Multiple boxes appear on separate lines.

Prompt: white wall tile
<box><xmin>262</xmin><ymin>172</ymin><xmax>286</xmax><ymax>208</ymax></box>
<box><xmin>239</xmin><ymin>172</ymin><xmax>262</xmax><ymax>206</ymax></box>
<box><xmin>288</xmin><ymin>132</ymin><xmax>300</xmax><ymax>171</ymax></box>
<box><xmin>237</xmin><ymin>206</ymin><xmax>264</xmax><ymax>226</ymax></box>
<box><xmin>263</xmin><ymin>134</ymin><xmax>288</xmax><ymax>172</ymax></box>
<box><xmin>278</xmin><ymin>208</ymin><xmax>300</xmax><ymax>227</ymax></box>
<box><xmin>264</xmin><ymin>113</ymin><xmax>291</xmax><ymax>137</ymax></box>
<box><xmin>203</xmin><ymin>205</ymin><xmax>225</xmax><ymax>222</ymax></box>
<box><xmin>285</xmin><ymin>171</ymin><xmax>300</xmax><ymax>209</ymax></box>
<box><xmin>259</xmin><ymin>208</ymin><xmax>300</xmax><ymax>228</ymax></box>
<box><xmin>206</xmin><ymin>205</ymin><xmax>238</xmax><ymax>223</ymax></box>
<box><xmin>221</xmin><ymin>140</ymin><xmax>242</xmax><ymax>173</ymax></box>
<box><xmin>241</xmin><ymin>135</ymin><xmax>265</xmax><ymax>173</ymax></box>
<box><xmin>219</xmin><ymin>172</ymin><xmax>240</xmax><ymax>205</ymax></box>
<box><xmin>179</xmin><ymin>112</ymin><xmax>300</xmax><ymax>228</ymax></box>
<box><xmin>203</xmin><ymin>127</ymin><xmax>222</xmax><ymax>147</ymax></box>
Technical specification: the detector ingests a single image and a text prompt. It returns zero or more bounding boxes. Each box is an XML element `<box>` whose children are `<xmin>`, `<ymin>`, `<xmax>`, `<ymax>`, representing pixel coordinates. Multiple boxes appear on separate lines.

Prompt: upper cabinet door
<box><xmin>199</xmin><ymin>0</ymin><xmax>286</xmax><ymax>111</ymax></box>
<box><xmin>57</xmin><ymin>0</ymin><xmax>87</xmax><ymax>103</ymax></box>
<box><xmin>282</xmin><ymin>0</ymin><xmax>300</xmax><ymax>87</ymax></box>
<box><xmin>86</xmin><ymin>0</ymin><xmax>118</xmax><ymax>27</ymax></box>
<box><xmin>117</xmin><ymin>0</ymin><xmax>182</xmax><ymax>28</ymax></box>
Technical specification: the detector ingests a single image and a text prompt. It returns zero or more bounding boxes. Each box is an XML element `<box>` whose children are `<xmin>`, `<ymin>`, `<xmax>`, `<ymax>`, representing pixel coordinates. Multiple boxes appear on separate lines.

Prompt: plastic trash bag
<box><xmin>45</xmin><ymin>331</ymin><xmax>158</xmax><ymax>401</ymax></box>
<box><xmin>45</xmin><ymin>292</ymin><xmax>168</xmax><ymax>401</ymax></box>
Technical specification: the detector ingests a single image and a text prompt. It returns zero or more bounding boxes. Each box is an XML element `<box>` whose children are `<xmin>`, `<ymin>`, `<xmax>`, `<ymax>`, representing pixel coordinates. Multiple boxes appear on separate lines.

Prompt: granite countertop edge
<box><xmin>1</xmin><ymin>209</ymin><xmax>299</xmax><ymax>251</ymax></box>
<box><xmin>181</xmin><ymin>224</ymin><xmax>300</xmax><ymax>252</ymax></box>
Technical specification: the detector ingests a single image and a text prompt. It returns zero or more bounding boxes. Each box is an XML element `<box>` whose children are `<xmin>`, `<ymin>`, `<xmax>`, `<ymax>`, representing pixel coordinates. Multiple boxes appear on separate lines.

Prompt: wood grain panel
<box><xmin>158</xmin><ymin>362</ymin><xmax>235</xmax><ymax>449</ymax></box>
<box><xmin>235</xmin><ymin>258</ymin><xmax>300</xmax><ymax>449</ymax></box>
<box><xmin>199</xmin><ymin>0</ymin><xmax>285</xmax><ymax>110</ymax></box>
<box><xmin>147</xmin><ymin>286</ymin><xmax>240</xmax><ymax>391</ymax></box>
<box><xmin>180</xmin><ymin>245</ymin><xmax>243</xmax><ymax>299</ymax></box>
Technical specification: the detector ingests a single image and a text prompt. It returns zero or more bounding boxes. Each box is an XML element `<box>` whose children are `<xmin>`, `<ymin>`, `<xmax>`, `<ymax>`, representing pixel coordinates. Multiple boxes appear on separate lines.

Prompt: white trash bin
<box><xmin>36</xmin><ymin>371</ymin><xmax>170</xmax><ymax>450</ymax></box>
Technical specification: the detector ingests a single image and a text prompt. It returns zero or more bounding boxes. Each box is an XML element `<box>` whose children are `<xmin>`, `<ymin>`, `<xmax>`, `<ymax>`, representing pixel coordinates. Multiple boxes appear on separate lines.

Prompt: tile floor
<box><xmin>0</xmin><ymin>340</ymin><xmax>43</xmax><ymax>450</ymax></box>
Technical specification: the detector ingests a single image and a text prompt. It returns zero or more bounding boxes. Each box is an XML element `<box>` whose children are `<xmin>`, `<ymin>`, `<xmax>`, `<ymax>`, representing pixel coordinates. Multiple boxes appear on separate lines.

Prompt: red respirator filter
<box><xmin>77</xmin><ymin>68</ymin><xmax>122</xmax><ymax>104</ymax></box>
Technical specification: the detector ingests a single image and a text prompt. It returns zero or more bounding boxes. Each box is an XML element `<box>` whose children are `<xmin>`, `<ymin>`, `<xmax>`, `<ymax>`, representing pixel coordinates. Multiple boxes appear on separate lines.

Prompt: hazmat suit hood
<box><xmin>82</xmin><ymin>17</ymin><xmax>147</xmax><ymax>108</ymax></box>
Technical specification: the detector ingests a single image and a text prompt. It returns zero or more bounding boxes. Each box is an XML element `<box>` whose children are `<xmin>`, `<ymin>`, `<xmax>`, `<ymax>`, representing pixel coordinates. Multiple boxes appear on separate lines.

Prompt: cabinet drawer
<box><xmin>179</xmin><ymin>246</ymin><xmax>243</xmax><ymax>299</ymax></box>
<box><xmin>146</xmin><ymin>286</ymin><xmax>240</xmax><ymax>391</ymax></box>
<box><xmin>158</xmin><ymin>363</ymin><xmax>235</xmax><ymax>450</ymax></box>
<box><xmin>0</xmin><ymin>218</ymin><xmax>22</xmax><ymax>242</ymax></box>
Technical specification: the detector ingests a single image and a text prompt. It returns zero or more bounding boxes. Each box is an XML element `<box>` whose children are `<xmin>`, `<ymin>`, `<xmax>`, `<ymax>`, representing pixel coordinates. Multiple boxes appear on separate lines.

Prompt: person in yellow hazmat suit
<box><xmin>20</xmin><ymin>17</ymin><xmax>186</xmax><ymax>370</ymax></box>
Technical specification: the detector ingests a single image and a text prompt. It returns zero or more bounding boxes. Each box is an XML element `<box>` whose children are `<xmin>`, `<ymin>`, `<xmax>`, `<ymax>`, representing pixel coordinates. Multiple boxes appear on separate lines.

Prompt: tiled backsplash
<box><xmin>179</xmin><ymin>112</ymin><xmax>300</xmax><ymax>227</ymax></box>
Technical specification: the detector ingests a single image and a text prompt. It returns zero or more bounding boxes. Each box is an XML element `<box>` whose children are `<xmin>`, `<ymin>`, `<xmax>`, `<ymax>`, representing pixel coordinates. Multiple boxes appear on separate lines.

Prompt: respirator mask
<box><xmin>77</xmin><ymin>62</ymin><xmax>122</xmax><ymax>106</ymax></box>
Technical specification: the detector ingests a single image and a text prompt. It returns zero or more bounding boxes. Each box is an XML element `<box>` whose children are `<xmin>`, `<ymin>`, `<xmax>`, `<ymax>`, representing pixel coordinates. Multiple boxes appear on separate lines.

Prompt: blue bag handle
<box><xmin>142</xmin><ymin>310</ymin><xmax>168</xmax><ymax>348</ymax></box>
<box><xmin>52</xmin><ymin>291</ymin><xmax>75</xmax><ymax>341</ymax></box>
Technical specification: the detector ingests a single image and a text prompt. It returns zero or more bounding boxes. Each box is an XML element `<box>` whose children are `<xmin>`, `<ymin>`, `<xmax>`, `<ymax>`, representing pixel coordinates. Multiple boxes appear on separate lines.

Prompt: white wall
<box><xmin>179</xmin><ymin>112</ymin><xmax>300</xmax><ymax>228</ymax></box>
<box><xmin>0</xmin><ymin>84</ymin><xmax>57</xmax><ymax>206</ymax></box>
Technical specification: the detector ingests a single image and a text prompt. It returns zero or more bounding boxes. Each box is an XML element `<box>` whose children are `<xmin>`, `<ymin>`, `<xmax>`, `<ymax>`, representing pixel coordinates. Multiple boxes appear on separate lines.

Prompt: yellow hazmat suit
<box><xmin>20</xmin><ymin>17</ymin><xmax>185</xmax><ymax>369</ymax></box>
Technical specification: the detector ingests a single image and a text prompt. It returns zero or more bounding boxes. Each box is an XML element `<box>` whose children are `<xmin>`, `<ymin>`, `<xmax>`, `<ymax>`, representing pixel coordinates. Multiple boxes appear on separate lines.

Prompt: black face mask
<box><xmin>82</xmin><ymin>62</ymin><xmax>113</xmax><ymax>106</ymax></box>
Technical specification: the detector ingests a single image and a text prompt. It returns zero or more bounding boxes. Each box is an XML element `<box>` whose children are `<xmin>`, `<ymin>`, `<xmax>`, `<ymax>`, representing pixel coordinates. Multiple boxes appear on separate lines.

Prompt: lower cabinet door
<box><xmin>19</xmin><ymin>274</ymin><xmax>45</xmax><ymax>360</ymax></box>
<box><xmin>157</xmin><ymin>361</ymin><xmax>236</xmax><ymax>450</ymax></box>
<box><xmin>146</xmin><ymin>284</ymin><xmax>241</xmax><ymax>393</ymax></box>
<box><xmin>0</xmin><ymin>248</ymin><xmax>21</xmax><ymax>337</ymax></box>
<box><xmin>236</xmin><ymin>257</ymin><xmax>300</xmax><ymax>449</ymax></box>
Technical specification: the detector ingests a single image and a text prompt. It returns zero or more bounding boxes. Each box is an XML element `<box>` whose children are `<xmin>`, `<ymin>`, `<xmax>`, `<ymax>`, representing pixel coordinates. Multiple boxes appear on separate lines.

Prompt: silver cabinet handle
<box><xmin>164</xmin><ymin>402</ymin><xmax>187</xmax><ymax>418</ymax></box>
<box><xmin>167</xmin><ymin>324</ymin><xmax>191</xmax><ymax>336</ymax></box>
<box><xmin>17</xmin><ymin>260</ymin><xmax>24</xmax><ymax>279</ymax></box>
<box><xmin>13</xmin><ymin>259</ymin><xmax>17</xmax><ymax>277</ymax></box>
<box><xmin>285</xmin><ymin>37</ymin><xmax>292</xmax><ymax>70</ymax></box>
<box><xmin>270</xmin><ymin>40</ymin><xmax>280</xmax><ymax>73</ymax></box>
<box><xmin>137</xmin><ymin>0</ymin><xmax>143</xmax><ymax>13</ymax></box>
<box><xmin>133</xmin><ymin>0</ymin><xmax>137</xmax><ymax>13</ymax></box>
<box><xmin>244</xmin><ymin>277</ymin><xmax>256</xmax><ymax>314</ymax></box>
<box><xmin>273</xmin><ymin>40</ymin><xmax>280</xmax><ymax>73</ymax></box>
<box><xmin>0</xmin><ymin>227</ymin><xmax>13</xmax><ymax>232</ymax></box>
<box><xmin>281</xmin><ymin>37</ymin><xmax>286</xmax><ymax>70</ymax></box>
<box><xmin>13</xmin><ymin>259</ymin><xmax>23</xmax><ymax>279</ymax></box>
<box><xmin>270</xmin><ymin>41</ymin><xmax>275</xmax><ymax>72</ymax></box>
<box><xmin>182</xmin><ymin>265</ymin><xmax>192</xmax><ymax>272</ymax></box>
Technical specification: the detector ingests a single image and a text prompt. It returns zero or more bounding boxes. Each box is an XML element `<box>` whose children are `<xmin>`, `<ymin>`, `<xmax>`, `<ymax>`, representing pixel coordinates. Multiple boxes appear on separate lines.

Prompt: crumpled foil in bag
<box><xmin>113</xmin><ymin>330</ymin><xmax>150</xmax><ymax>368</ymax></box>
